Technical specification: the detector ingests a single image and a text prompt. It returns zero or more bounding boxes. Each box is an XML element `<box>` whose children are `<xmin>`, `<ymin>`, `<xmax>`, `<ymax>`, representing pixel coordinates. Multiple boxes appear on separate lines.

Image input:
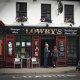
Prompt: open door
<box><xmin>56</xmin><ymin>36</ymin><xmax>67</xmax><ymax>66</ymax></box>
<box><xmin>6</xmin><ymin>34</ymin><xmax>14</xmax><ymax>67</ymax></box>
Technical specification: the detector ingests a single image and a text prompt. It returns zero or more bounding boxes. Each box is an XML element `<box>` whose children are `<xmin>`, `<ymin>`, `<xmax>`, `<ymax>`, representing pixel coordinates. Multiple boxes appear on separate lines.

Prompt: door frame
<box><xmin>56</xmin><ymin>36</ymin><xmax>67</xmax><ymax>66</ymax></box>
<box><xmin>6</xmin><ymin>34</ymin><xmax>14</xmax><ymax>66</ymax></box>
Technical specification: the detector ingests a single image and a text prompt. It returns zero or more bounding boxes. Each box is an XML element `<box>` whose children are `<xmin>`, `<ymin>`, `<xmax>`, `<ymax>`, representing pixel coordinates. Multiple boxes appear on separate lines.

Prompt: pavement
<box><xmin>0</xmin><ymin>66</ymin><xmax>77</xmax><ymax>75</ymax></box>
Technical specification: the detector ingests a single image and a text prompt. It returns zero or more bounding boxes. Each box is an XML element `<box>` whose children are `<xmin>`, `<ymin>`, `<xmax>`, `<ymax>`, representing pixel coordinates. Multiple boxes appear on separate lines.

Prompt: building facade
<box><xmin>0</xmin><ymin>0</ymin><xmax>80</xmax><ymax>68</ymax></box>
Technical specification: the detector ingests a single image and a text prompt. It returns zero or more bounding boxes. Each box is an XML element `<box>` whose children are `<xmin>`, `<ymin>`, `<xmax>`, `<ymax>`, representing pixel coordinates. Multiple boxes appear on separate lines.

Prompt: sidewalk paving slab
<box><xmin>0</xmin><ymin>66</ymin><xmax>77</xmax><ymax>75</ymax></box>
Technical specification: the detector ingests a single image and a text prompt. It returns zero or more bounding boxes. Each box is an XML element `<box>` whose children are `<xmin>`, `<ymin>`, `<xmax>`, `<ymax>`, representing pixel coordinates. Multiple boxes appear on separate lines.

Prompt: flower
<box><xmin>64</xmin><ymin>18</ymin><xmax>74</xmax><ymax>24</ymax></box>
<box><xmin>16</xmin><ymin>16</ymin><xmax>28</xmax><ymax>22</ymax></box>
<box><xmin>40</xmin><ymin>18</ymin><xmax>45</xmax><ymax>22</ymax></box>
<box><xmin>40</xmin><ymin>17</ymin><xmax>52</xmax><ymax>23</ymax></box>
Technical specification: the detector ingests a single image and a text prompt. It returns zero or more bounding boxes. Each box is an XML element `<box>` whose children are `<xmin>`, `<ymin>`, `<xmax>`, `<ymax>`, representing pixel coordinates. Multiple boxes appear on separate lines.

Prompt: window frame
<box><xmin>64</xmin><ymin>5</ymin><xmax>74</xmax><ymax>24</ymax></box>
<box><xmin>16</xmin><ymin>2</ymin><xmax>27</xmax><ymax>18</ymax></box>
<box><xmin>15</xmin><ymin>36</ymin><xmax>32</xmax><ymax>58</ymax></box>
<box><xmin>41</xmin><ymin>4</ymin><xmax>52</xmax><ymax>23</ymax></box>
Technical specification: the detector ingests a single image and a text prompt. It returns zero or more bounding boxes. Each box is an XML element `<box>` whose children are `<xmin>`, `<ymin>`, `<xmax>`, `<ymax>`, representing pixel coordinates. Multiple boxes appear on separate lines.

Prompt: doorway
<box><xmin>40</xmin><ymin>36</ymin><xmax>56</xmax><ymax>67</ymax></box>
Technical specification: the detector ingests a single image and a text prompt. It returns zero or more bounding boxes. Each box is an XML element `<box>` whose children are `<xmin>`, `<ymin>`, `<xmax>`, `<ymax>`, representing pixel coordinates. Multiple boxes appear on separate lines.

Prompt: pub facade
<box><xmin>0</xmin><ymin>0</ymin><xmax>80</xmax><ymax>68</ymax></box>
<box><xmin>0</xmin><ymin>26</ymin><xmax>80</xmax><ymax>67</ymax></box>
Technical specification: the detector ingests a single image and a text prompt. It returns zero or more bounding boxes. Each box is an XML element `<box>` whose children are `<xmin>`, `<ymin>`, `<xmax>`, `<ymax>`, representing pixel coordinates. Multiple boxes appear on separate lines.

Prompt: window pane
<box><xmin>65</xmin><ymin>5</ymin><xmax>73</xmax><ymax>15</ymax></box>
<box><xmin>41</xmin><ymin>4</ymin><xmax>51</xmax><ymax>19</ymax></box>
<box><xmin>64</xmin><ymin>5</ymin><xmax>74</xmax><ymax>23</ymax></box>
<box><xmin>15</xmin><ymin>36</ymin><xmax>32</xmax><ymax>58</ymax></box>
<box><xmin>16</xmin><ymin>2</ymin><xmax>27</xmax><ymax>17</ymax></box>
<box><xmin>17</xmin><ymin>2</ymin><xmax>27</xmax><ymax>12</ymax></box>
<box><xmin>67</xmin><ymin>37</ymin><xmax>77</xmax><ymax>65</ymax></box>
<box><xmin>17</xmin><ymin>12</ymin><xmax>27</xmax><ymax>17</ymax></box>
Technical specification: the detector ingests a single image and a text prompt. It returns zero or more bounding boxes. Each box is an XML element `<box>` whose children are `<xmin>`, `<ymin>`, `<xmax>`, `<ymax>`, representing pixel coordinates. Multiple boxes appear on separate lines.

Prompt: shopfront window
<box><xmin>58</xmin><ymin>41</ymin><xmax>65</xmax><ymax>56</ymax></box>
<box><xmin>67</xmin><ymin>36</ymin><xmax>77</xmax><ymax>65</ymax></box>
<box><xmin>15</xmin><ymin>36</ymin><xmax>32</xmax><ymax>58</ymax></box>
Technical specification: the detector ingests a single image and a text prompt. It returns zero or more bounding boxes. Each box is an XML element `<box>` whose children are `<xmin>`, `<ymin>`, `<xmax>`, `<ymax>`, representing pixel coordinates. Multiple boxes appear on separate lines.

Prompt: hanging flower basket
<box><xmin>64</xmin><ymin>18</ymin><xmax>74</xmax><ymax>24</ymax></box>
<box><xmin>16</xmin><ymin>16</ymin><xmax>28</xmax><ymax>22</ymax></box>
<box><xmin>40</xmin><ymin>18</ymin><xmax>45</xmax><ymax>22</ymax></box>
<box><xmin>40</xmin><ymin>17</ymin><xmax>52</xmax><ymax>23</ymax></box>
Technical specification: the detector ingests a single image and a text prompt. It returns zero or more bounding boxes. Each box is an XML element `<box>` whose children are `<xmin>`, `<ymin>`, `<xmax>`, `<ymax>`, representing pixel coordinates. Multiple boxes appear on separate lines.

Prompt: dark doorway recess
<box><xmin>40</xmin><ymin>36</ymin><xmax>56</xmax><ymax>67</ymax></box>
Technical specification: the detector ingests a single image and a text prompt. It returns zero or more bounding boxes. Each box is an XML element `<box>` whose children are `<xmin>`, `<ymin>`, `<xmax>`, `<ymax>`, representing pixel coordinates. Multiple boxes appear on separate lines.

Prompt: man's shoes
<box><xmin>53</xmin><ymin>65</ymin><xmax>56</xmax><ymax>68</ymax></box>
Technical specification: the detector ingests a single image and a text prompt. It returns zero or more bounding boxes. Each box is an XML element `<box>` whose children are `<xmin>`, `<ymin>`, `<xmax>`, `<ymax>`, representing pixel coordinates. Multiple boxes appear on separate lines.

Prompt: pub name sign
<box><xmin>7</xmin><ymin>27</ymin><xmax>78</xmax><ymax>35</ymax></box>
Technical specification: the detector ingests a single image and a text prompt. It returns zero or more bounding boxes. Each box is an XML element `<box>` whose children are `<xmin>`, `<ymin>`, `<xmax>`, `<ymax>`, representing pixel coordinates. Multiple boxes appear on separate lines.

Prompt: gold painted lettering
<box><xmin>57</xmin><ymin>29</ymin><xmax>62</xmax><ymax>34</ymax></box>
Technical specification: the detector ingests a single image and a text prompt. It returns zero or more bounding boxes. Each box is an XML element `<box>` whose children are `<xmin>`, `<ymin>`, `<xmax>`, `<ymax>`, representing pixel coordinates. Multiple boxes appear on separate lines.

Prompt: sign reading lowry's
<box><xmin>25</xmin><ymin>28</ymin><xmax>62</xmax><ymax>35</ymax></box>
<box><xmin>10</xmin><ymin>27</ymin><xmax>62</xmax><ymax>35</ymax></box>
<box><xmin>6</xmin><ymin>27</ymin><xmax>78</xmax><ymax>35</ymax></box>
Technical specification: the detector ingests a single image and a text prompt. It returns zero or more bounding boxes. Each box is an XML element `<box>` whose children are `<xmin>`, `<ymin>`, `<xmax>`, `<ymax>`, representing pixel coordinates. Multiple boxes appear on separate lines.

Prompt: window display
<box><xmin>26</xmin><ymin>42</ymin><xmax>31</xmax><ymax>46</ymax></box>
<box><xmin>16</xmin><ymin>42</ymin><xmax>20</xmax><ymax>46</ymax></box>
<box><xmin>58</xmin><ymin>41</ymin><xmax>64</xmax><ymax>56</ymax></box>
<box><xmin>8</xmin><ymin>41</ymin><xmax>12</xmax><ymax>57</ymax></box>
<box><xmin>56</xmin><ymin>36</ymin><xmax>67</xmax><ymax>66</ymax></box>
<box><xmin>15</xmin><ymin>36</ymin><xmax>32</xmax><ymax>58</ymax></box>
<box><xmin>67</xmin><ymin>37</ymin><xmax>77</xmax><ymax>65</ymax></box>
<box><xmin>22</xmin><ymin>42</ymin><xmax>25</xmax><ymax>47</ymax></box>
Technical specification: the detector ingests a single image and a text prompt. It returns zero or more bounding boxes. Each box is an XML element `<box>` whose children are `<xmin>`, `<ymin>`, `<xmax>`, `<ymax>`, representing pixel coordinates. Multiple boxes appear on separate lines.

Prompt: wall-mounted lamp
<box><xmin>16</xmin><ymin>16</ymin><xmax>28</xmax><ymax>26</ymax></box>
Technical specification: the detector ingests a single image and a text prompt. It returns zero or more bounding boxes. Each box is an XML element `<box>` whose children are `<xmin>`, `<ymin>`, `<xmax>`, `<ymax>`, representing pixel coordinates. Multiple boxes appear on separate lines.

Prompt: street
<box><xmin>0</xmin><ymin>72</ymin><xmax>80</xmax><ymax>80</ymax></box>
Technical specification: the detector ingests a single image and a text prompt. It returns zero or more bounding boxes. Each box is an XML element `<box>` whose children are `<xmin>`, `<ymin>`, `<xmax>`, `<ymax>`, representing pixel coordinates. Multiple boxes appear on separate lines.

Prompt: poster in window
<box><xmin>59</xmin><ymin>52</ymin><xmax>64</xmax><ymax>56</ymax></box>
<box><xmin>16</xmin><ymin>42</ymin><xmax>20</xmax><ymax>46</ymax></box>
<box><xmin>22</xmin><ymin>42</ymin><xmax>25</xmax><ymax>47</ymax></box>
<box><xmin>8</xmin><ymin>41</ymin><xmax>12</xmax><ymax>57</ymax></box>
<box><xmin>60</xmin><ymin>47</ymin><xmax>64</xmax><ymax>51</ymax></box>
<box><xmin>26</xmin><ymin>42</ymin><xmax>31</xmax><ymax>46</ymax></box>
<box><xmin>59</xmin><ymin>41</ymin><xmax>64</xmax><ymax>56</ymax></box>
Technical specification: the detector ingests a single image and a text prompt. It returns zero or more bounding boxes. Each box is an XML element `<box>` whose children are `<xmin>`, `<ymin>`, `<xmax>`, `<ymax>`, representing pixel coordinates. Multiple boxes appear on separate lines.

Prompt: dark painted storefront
<box><xmin>0</xmin><ymin>26</ymin><xmax>80</xmax><ymax>68</ymax></box>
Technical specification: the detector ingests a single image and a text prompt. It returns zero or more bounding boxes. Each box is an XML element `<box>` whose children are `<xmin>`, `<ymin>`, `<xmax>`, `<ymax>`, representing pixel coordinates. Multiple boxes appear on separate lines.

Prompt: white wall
<box><xmin>0</xmin><ymin>0</ymin><xmax>80</xmax><ymax>27</ymax></box>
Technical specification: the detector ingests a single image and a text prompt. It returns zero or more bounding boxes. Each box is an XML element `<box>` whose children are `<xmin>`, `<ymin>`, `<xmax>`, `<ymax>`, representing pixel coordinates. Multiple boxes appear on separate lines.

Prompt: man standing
<box><xmin>44</xmin><ymin>42</ymin><xmax>50</xmax><ymax>68</ymax></box>
<box><xmin>51</xmin><ymin>46</ymin><xmax>58</xmax><ymax>68</ymax></box>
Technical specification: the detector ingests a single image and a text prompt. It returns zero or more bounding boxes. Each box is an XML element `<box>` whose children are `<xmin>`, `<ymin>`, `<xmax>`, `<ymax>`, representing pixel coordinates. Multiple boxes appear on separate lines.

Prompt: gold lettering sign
<box><xmin>26</xmin><ymin>28</ymin><xmax>62</xmax><ymax>35</ymax></box>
